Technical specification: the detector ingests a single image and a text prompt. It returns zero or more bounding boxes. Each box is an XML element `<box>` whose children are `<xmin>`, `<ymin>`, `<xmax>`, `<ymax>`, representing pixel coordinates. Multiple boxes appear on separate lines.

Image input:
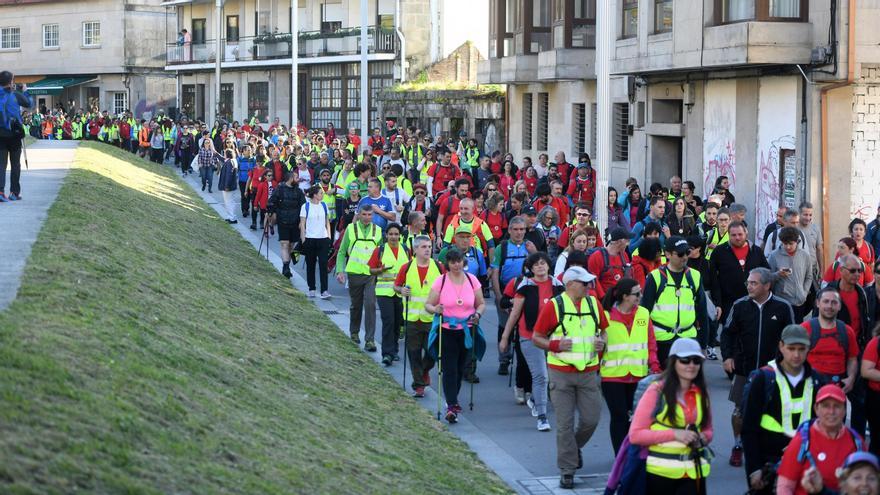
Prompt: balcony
<box><xmin>702</xmin><ymin>21</ymin><xmax>812</xmax><ymax>67</ymax></box>
<box><xmin>537</xmin><ymin>48</ymin><xmax>596</xmax><ymax>80</ymax></box>
<box><xmin>166</xmin><ymin>26</ymin><xmax>398</xmax><ymax>67</ymax></box>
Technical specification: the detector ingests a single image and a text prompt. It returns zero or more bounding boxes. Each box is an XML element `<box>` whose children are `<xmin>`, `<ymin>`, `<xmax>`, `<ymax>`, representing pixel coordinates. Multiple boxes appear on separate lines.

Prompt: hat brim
<box><xmin>671</xmin><ymin>350</ymin><xmax>704</xmax><ymax>359</ymax></box>
<box><xmin>781</xmin><ymin>337</ymin><xmax>811</xmax><ymax>346</ymax></box>
<box><xmin>816</xmin><ymin>392</ymin><xmax>846</xmax><ymax>403</ymax></box>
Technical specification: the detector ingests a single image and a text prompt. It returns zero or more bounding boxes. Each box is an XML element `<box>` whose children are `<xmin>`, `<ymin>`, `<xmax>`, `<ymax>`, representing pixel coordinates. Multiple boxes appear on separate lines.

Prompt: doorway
<box><xmin>649</xmin><ymin>135</ymin><xmax>682</xmax><ymax>184</ymax></box>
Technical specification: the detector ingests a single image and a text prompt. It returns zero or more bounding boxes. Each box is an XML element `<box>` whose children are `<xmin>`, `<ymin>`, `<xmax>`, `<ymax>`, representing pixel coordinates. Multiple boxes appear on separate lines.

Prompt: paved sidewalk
<box><xmin>0</xmin><ymin>140</ymin><xmax>78</xmax><ymax>311</ymax></box>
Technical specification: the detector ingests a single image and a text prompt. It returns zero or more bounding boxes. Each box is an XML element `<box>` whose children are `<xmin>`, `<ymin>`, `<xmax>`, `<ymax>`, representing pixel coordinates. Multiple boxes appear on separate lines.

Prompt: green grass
<box><xmin>0</xmin><ymin>142</ymin><xmax>510</xmax><ymax>494</ymax></box>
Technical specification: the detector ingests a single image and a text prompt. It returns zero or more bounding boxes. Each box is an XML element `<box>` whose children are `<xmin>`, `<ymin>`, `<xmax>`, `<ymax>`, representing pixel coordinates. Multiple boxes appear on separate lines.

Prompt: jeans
<box><xmin>495</xmin><ymin>297</ymin><xmax>512</xmax><ymax>364</ymax></box>
<box><xmin>238</xmin><ymin>181</ymin><xmax>250</xmax><ymax>215</ymax></box>
<box><xmin>348</xmin><ymin>273</ymin><xmax>377</xmax><ymax>343</ymax></box>
<box><xmin>549</xmin><ymin>369</ymin><xmax>601</xmax><ymax>476</ymax></box>
<box><xmin>406</xmin><ymin>320</ymin><xmax>434</xmax><ymax>390</ymax></box>
<box><xmin>520</xmin><ymin>339</ymin><xmax>548</xmax><ymax>416</ymax></box>
<box><xmin>199</xmin><ymin>166</ymin><xmax>214</xmax><ymax>191</ymax></box>
<box><xmin>515</xmin><ymin>334</ymin><xmax>532</xmax><ymax>392</ymax></box>
<box><xmin>440</xmin><ymin>329</ymin><xmax>469</xmax><ymax>407</ymax></box>
<box><xmin>0</xmin><ymin>135</ymin><xmax>23</xmax><ymax>196</ymax></box>
<box><xmin>302</xmin><ymin>237</ymin><xmax>330</xmax><ymax>292</ymax></box>
<box><xmin>378</xmin><ymin>295</ymin><xmax>403</xmax><ymax>358</ymax></box>
<box><xmin>600</xmin><ymin>381</ymin><xmax>638</xmax><ymax>454</ymax></box>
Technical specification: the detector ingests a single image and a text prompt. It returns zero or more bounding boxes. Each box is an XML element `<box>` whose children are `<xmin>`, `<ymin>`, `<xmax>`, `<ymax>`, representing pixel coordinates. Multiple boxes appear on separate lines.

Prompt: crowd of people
<box><xmin>7</xmin><ymin>66</ymin><xmax>880</xmax><ymax>492</ymax></box>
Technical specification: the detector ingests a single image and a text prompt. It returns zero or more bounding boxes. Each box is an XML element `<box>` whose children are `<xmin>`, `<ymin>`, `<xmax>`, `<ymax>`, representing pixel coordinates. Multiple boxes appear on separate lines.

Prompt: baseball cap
<box><xmin>562</xmin><ymin>266</ymin><xmax>596</xmax><ymax>285</ymax></box>
<box><xmin>577</xmin><ymin>162</ymin><xmax>590</xmax><ymax>169</ymax></box>
<box><xmin>780</xmin><ymin>324</ymin><xmax>810</xmax><ymax>346</ymax></box>
<box><xmin>608</xmin><ymin>227</ymin><xmax>633</xmax><ymax>242</ymax></box>
<box><xmin>669</xmin><ymin>338</ymin><xmax>703</xmax><ymax>359</ymax></box>
<box><xmin>816</xmin><ymin>384</ymin><xmax>846</xmax><ymax>404</ymax></box>
<box><xmin>842</xmin><ymin>452</ymin><xmax>880</xmax><ymax>471</ymax></box>
<box><xmin>664</xmin><ymin>236</ymin><xmax>691</xmax><ymax>255</ymax></box>
<box><xmin>521</xmin><ymin>205</ymin><xmax>537</xmax><ymax>216</ymax></box>
<box><xmin>454</xmin><ymin>225</ymin><xmax>474</xmax><ymax>236</ymax></box>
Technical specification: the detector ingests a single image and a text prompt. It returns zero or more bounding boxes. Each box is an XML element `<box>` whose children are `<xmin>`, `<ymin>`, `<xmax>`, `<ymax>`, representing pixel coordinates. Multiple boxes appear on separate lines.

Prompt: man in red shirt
<box><xmin>823</xmin><ymin>254</ymin><xmax>870</xmax><ymax>346</ymax></box>
<box><xmin>801</xmin><ymin>287</ymin><xmax>858</xmax><ymax>388</ymax></box>
<box><xmin>553</xmin><ymin>150</ymin><xmax>573</xmax><ymax>184</ymax></box>
<box><xmin>434</xmin><ymin>178</ymin><xmax>470</xmax><ymax>247</ymax></box>
<box><xmin>427</xmin><ymin>149</ymin><xmax>462</xmax><ymax>197</ymax></box>
<box><xmin>533</xmin><ymin>183</ymin><xmax>570</xmax><ymax>226</ymax></box>
<box><xmin>587</xmin><ymin>228</ymin><xmax>632</xmax><ymax>298</ymax></box>
<box><xmin>558</xmin><ymin>203</ymin><xmax>599</xmax><ymax>250</ymax></box>
<box><xmin>567</xmin><ymin>157</ymin><xmax>596</xmax><ymax>209</ymax></box>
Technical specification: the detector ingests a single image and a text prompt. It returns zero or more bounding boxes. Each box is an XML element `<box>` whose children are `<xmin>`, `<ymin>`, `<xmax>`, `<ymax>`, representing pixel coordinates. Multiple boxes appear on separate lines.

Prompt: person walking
<box><xmin>740</xmin><ymin>325</ymin><xmax>824</xmax><ymax>495</ymax></box>
<box><xmin>775</xmin><ymin>384</ymin><xmax>866</xmax><ymax>495</ymax></box>
<box><xmin>587</xmin><ymin>227</ymin><xmax>633</xmax><ymax>298</ymax></box>
<box><xmin>532</xmin><ymin>266</ymin><xmax>609</xmax><ymax>490</ymax></box>
<box><xmin>600</xmin><ymin>277</ymin><xmax>661</xmax><ymax>454</ymax></box>
<box><xmin>0</xmin><ymin>71</ymin><xmax>33</xmax><ymax>202</ymax></box>
<box><xmin>370</xmin><ymin>223</ymin><xmax>411</xmax><ymax>366</ymax></box>
<box><xmin>641</xmin><ymin>237</ymin><xmax>710</xmax><ymax>364</ymax></box>
<box><xmin>767</xmin><ymin>226</ymin><xmax>814</xmax><ymax>321</ymax></box>
<box><xmin>628</xmin><ymin>337</ymin><xmax>713</xmax><ymax>495</ymax></box>
<box><xmin>802</xmin><ymin>287</ymin><xmax>859</xmax><ymax>393</ymax></box>
<box><xmin>721</xmin><ymin>267</ymin><xmax>795</xmax><ymax>468</ymax></box>
<box><xmin>860</xmin><ymin>326</ymin><xmax>880</xmax><ymax>457</ymax></box>
<box><xmin>217</xmin><ymin>149</ymin><xmax>239</xmax><ymax>223</ymax></box>
<box><xmin>267</xmin><ymin>170</ymin><xmax>306</xmax><ymax>278</ymax></box>
<box><xmin>491</xmin><ymin>217</ymin><xmax>536</xmax><ymax>375</ymax></box>
<box><xmin>299</xmin><ymin>184</ymin><xmax>332</xmax><ymax>298</ymax></box>
<box><xmin>424</xmin><ymin>247</ymin><xmax>486</xmax><ymax>424</ymax></box>
<box><xmin>708</xmin><ymin>221</ymin><xmax>769</xmax><ymax>324</ymax></box>
<box><xmin>499</xmin><ymin>252</ymin><xmax>564</xmax><ymax>431</ymax></box>
<box><xmin>237</xmin><ymin>145</ymin><xmax>255</xmax><ymax>217</ymax></box>
<box><xmin>336</xmin><ymin>204</ymin><xmax>383</xmax><ymax>351</ymax></box>
<box><xmin>196</xmin><ymin>138</ymin><xmax>223</xmax><ymax>193</ymax></box>
<box><xmin>395</xmin><ymin>235</ymin><xmax>444</xmax><ymax>397</ymax></box>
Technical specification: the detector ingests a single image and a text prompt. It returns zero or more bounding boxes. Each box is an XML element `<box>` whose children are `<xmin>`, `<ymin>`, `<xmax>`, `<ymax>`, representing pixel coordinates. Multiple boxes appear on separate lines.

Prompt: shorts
<box><xmin>728</xmin><ymin>374</ymin><xmax>748</xmax><ymax>408</ymax></box>
<box><xmin>277</xmin><ymin>224</ymin><xmax>299</xmax><ymax>243</ymax></box>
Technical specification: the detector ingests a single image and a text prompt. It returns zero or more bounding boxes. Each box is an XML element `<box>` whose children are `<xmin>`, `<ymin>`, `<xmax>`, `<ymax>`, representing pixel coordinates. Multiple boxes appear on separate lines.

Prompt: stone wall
<box><xmin>850</xmin><ymin>64</ymin><xmax>880</xmax><ymax>220</ymax></box>
<box><xmin>423</xmin><ymin>43</ymin><xmax>484</xmax><ymax>85</ymax></box>
<box><xmin>401</xmin><ymin>0</ymin><xmax>432</xmax><ymax>77</ymax></box>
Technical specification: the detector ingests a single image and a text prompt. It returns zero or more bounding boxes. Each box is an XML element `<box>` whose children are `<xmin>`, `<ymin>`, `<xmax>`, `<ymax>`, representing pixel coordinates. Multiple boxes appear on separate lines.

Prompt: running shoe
<box><xmin>364</xmin><ymin>341</ymin><xmax>377</xmax><ymax>352</ymax></box>
<box><xmin>307</xmin><ymin>290</ymin><xmax>316</xmax><ymax>298</ymax></box>
<box><xmin>537</xmin><ymin>415</ymin><xmax>551</xmax><ymax>432</ymax></box>
<box><xmin>705</xmin><ymin>347</ymin><xmax>718</xmax><ymax>360</ymax></box>
<box><xmin>527</xmin><ymin>395</ymin><xmax>538</xmax><ymax>417</ymax></box>
<box><xmin>350</xmin><ymin>334</ymin><xmax>360</xmax><ymax>345</ymax></box>
<box><xmin>515</xmin><ymin>387</ymin><xmax>526</xmax><ymax>405</ymax></box>
<box><xmin>7</xmin><ymin>193</ymin><xmax>20</xmax><ymax>201</ymax></box>
<box><xmin>0</xmin><ymin>193</ymin><xmax>7</xmax><ymax>203</ymax></box>
<box><xmin>445</xmin><ymin>406</ymin><xmax>458</xmax><ymax>423</ymax></box>
<box><xmin>381</xmin><ymin>355</ymin><xmax>392</xmax><ymax>367</ymax></box>
<box><xmin>319</xmin><ymin>291</ymin><xmax>332</xmax><ymax>299</ymax></box>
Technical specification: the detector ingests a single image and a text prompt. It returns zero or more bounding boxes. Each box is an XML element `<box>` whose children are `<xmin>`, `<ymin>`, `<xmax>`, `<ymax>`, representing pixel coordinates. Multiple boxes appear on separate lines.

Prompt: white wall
<box><xmin>702</xmin><ymin>80</ymin><xmax>737</xmax><ymax>197</ymax></box>
<box><xmin>755</xmin><ymin>76</ymin><xmax>798</xmax><ymax>230</ymax></box>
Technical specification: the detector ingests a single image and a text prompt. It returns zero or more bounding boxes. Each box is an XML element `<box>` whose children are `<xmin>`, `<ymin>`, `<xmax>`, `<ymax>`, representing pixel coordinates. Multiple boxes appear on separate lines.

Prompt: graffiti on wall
<box><xmin>703</xmin><ymin>80</ymin><xmax>737</xmax><ymax>196</ymax></box>
<box><xmin>755</xmin><ymin>77</ymin><xmax>798</xmax><ymax>231</ymax></box>
<box><xmin>755</xmin><ymin>136</ymin><xmax>795</xmax><ymax>230</ymax></box>
<box><xmin>134</xmin><ymin>98</ymin><xmax>174</xmax><ymax>121</ymax></box>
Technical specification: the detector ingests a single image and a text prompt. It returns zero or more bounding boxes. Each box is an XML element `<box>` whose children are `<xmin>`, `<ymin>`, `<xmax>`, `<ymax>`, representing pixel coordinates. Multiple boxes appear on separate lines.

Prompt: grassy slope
<box><xmin>0</xmin><ymin>142</ymin><xmax>509</xmax><ymax>495</ymax></box>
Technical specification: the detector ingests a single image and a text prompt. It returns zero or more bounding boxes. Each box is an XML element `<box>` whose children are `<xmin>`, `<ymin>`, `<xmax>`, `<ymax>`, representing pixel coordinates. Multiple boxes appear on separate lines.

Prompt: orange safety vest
<box><xmin>139</xmin><ymin>128</ymin><xmax>150</xmax><ymax>147</ymax></box>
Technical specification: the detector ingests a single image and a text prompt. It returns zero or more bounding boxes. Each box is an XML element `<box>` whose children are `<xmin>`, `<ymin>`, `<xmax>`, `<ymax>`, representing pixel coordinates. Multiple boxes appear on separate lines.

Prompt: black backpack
<box><xmin>807</xmin><ymin>318</ymin><xmax>848</xmax><ymax>354</ymax></box>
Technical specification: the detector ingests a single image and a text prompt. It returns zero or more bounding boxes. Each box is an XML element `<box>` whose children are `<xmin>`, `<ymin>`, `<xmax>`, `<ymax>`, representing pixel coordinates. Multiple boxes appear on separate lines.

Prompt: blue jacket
<box><xmin>238</xmin><ymin>156</ymin><xmax>255</xmax><ymax>183</ymax></box>
<box><xmin>0</xmin><ymin>87</ymin><xmax>33</xmax><ymax>130</ymax></box>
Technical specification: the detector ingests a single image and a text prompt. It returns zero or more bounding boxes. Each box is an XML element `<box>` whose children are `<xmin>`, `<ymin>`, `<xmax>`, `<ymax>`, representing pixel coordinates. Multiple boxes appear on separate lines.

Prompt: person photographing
<box><xmin>0</xmin><ymin>71</ymin><xmax>34</xmax><ymax>202</ymax></box>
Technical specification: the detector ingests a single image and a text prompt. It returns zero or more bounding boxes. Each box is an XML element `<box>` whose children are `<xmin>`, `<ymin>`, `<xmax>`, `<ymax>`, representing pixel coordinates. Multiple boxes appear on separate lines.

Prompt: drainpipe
<box><xmin>395</xmin><ymin>0</ymin><xmax>406</xmax><ymax>82</ymax></box>
<box><xmin>819</xmin><ymin>0</ymin><xmax>855</xmax><ymax>267</ymax></box>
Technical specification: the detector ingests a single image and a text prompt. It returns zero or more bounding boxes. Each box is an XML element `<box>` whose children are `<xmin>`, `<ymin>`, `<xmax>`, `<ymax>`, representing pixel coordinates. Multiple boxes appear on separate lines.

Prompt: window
<box><xmin>182</xmin><ymin>84</ymin><xmax>196</xmax><ymax>120</ymax></box>
<box><xmin>257</xmin><ymin>9</ymin><xmax>271</xmax><ymax>35</ymax></box>
<box><xmin>590</xmin><ymin>103</ymin><xmax>597</xmax><ymax>158</ymax></box>
<box><xmin>530</xmin><ymin>0</ymin><xmax>552</xmax><ymax>52</ymax></box>
<box><xmin>378</xmin><ymin>0</ymin><xmax>395</xmax><ymax>29</ymax></box>
<box><xmin>573</xmin><ymin>103</ymin><xmax>586</xmax><ymax>156</ymax></box>
<box><xmin>226</xmin><ymin>16</ymin><xmax>239</xmax><ymax>42</ymax></box>
<box><xmin>1</xmin><ymin>27</ymin><xmax>20</xmax><ymax>50</ymax></box>
<box><xmin>43</xmin><ymin>24</ymin><xmax>59</xmax><ymax>49</ymax></box>
<box><xmin>613</xmin><ymin>103</ymin><xmax>630</xmax><ymax>161</ymax></box>
<box><xmin>654</xmin><ymin>0</ymin><xmax>673</xmax><ymax>33</ymax></box>
<box><xmin>321</xmin><ymin>2</ymin><xmax>343</xmax><ymax>33</ymax></box>
<box><xmin>113</xmin><ymin>92</ymin><xmax>127</xmax><ymax>116</ymax></box>
<box><xmin>522</xmin><ymin>93</ymin><xmax>533</xmax><ymax>150</ymax></box>
<box><xmin>219</xmin><ymin>83</ymin><xmax>234</xmax><ymax>121</ymax></box>
<box><xmin>718</xmin><ymin>0</ymin><xmax>803</xmax><ymax>23</ymax></box>
<box><xmin>87</xmin><ymin>87</ymin><xmax>100</xmax><ymax>112</ymax></box>
<box><xmin>82</xmin><ymin>21</ymin><xmax>101</xmax><ymax>47</ymax></box>
<box><xmin>537</xmin><ymin>93</ymin><xmax>549</xmax><ymax>151</ymax></box>
<box><xmin>192</xmin><ymin>19</ymin><xmax>206</xmax><ymax>44</ymax></box>
<box><xmin>721</xmin><ymin>0</ymin><xmax>755</xmax><ymax>22</ymax></box>
<box><xmin>248</xmin><ymin>82</ymin><xmax>269</xmax><ymax>123</ymax></box>
<box><xmin>622</xmin><ymin>0</ymin><xmax>638</xmax><ymax>38</ymax></box>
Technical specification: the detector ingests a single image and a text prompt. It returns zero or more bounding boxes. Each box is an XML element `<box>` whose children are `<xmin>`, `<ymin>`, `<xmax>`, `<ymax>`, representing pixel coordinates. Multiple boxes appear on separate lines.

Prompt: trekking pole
<box><xmin>20</xmin><ymin>136</ymin><xmax>29</xmax><ymax>170</ymax></box>
<box><xmin>469</xmin><ymin>322</ymin><xmax>476</xmax><ymax>411</ymax></box>
<box><xmin>508</xmin><ymin>336</ymin><xmax>515</xmax><ymax>388</ymax></box>
<box><xmin>437</xmin><ymin>314</ymin><xmax>444</xmax><ymax>421</ymax></box>
<box><xmin>402</xmin><ymin>291</ymin><xmax>409</xmax><ymax>392</ymax></box>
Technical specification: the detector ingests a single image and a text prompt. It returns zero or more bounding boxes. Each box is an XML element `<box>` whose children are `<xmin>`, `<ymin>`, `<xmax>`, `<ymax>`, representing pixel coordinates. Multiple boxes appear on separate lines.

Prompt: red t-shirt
<box><xmin>393</xmin><ymin>261</ymin><xmax>445</xmax><ymax>287</ymax></box>
<box><xmin>862</xmin><ymin>336</ymin><xmax>880</xmax><ymax>392</ymax></box>
<box><xmin>481</xmin><ymin>211</ymin><xmax>507</xmax><ymax>241</ymax></box>
<box><xmin>822</xmin><ymin>262</ymin><xmax>868</xmax><ymax>286</ymax></box>
<box><xmin>777</xmin><ymin>422</ymin><xmax>864</xmax><ymax>494</ymax></box>
<box><xmin>587</xmin><ymin>249</ymin><xmax>629</xmax><ymax>299</ymax></box>
<box><xmin>731</xmin><ymin>243</ymin><xmax>750</xmax><ymax>270</ymax></box>
<box><xmin>368</xmin><ymin>246</ymin><xmax>401</xmax><ymax>270</ymax></box>
<box><xmin>506</xmin><ymin>278</ymin><xmax>555</xmax><ymax>340</ymax></box>
<box><xmin>856</xmin><ymin>242</ymin><xmax>876</xmax><ymax>284</ymax></box>
<box><xmin>839</xmin><ymin>288</ymin><xmax>862</xmax><ymax>338</ymax></box>
<box><xmin>801</xmin><ymin>321</ymin><xmax>858</xmax><ymax>376</ymax></box>
<box><xmin>427</xmin><ymin>163</ymin><xmax>460</xmax><ymax>196</ymax></box>
<box><xmin>532</xmin><ymin>295</ymin><xmax>609</xmax><ymax>372</ymax></box>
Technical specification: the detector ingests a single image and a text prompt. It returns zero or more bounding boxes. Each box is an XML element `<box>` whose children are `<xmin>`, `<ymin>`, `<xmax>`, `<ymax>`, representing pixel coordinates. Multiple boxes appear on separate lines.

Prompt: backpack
<box><xmin>346</xmin><ymin>223</ymin><xmax>378</xmax><ymax>256</ymax></box>
<box><xmin>547</xmin><ymin>294</ymin><xmax>599</xmax><ymax>337</ymax></box>
<box><xmin>498</xmin><ymin>240</ymin><xmax>529</xmax><ymax>269</ymax></box>
<box><xmin>655</xmin><ymin>266</ymin><xmax>698</xmax><ymax>298</ymax></box>
<box><xmin>438</xmin><ymin>272</ymin><xmax>475</xmax><ymax>293</ymax></box>
<box><xmin>304</xmin><ymin>200</ymin><xmax>329</xmax><ymax>220</ymax></box>
<box><xmin>595</xmin><ymin>247</ymin><xmax>632</xmax><ymax>281</ymax></box>
<box><xmin>808</xmin><ymin>318</ymin><xmax>848</xmax><ymax>355</ymax></box>
<box><xmin>0</xmin><ymin>91</ymin><xmax>24</xmax><ymax>139</ymax></box>
<box><xmin>377</xmin><ymin>242</ymin><xmax>411</xmax><ymax>261</ymax></box>
<box><xmin>796</xmin><ymin>419</ymin><xmax>863</xmax><ymax>468</ymax></box>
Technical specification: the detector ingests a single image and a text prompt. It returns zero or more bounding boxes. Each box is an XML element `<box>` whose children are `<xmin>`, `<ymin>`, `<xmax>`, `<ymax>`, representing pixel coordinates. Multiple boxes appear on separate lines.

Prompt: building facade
<box><xmin>0</xmin><ymin>0</ymin><xmax>175</xmax><ymax>119</ymax></box>
<box><xmin>162</xmin><ymin>0</ymin><xmax>488</xmax><ymax>131</ymax></box>
<box><xmin>610</xmin><ymin>0</ymin><xmax>880</xmax><ymax>240</ymax></box>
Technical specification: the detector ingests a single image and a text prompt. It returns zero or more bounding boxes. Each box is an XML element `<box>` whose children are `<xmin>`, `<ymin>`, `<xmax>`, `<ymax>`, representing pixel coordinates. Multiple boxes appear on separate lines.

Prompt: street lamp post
<box><xmin>594</xmin><ymin>0</ymin><xmax>612</xmax><ymax>232</ymax></box>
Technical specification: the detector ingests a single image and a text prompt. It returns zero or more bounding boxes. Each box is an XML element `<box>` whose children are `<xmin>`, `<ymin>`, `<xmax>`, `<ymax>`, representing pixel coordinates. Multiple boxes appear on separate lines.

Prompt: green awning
<box><xmin>27</xmin><ymin>76</ymin><xmax>97</xmax><ymax>96</ymax></box>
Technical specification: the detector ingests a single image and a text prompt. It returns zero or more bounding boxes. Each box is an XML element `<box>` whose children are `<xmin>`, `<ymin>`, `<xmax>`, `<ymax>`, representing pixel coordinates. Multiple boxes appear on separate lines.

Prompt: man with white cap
<box><xmin>532</xmin><ymin>266</ymin><xmax>609</xmax><ymax>489</ymax></box>
<box><xmin>775</xmin><ymin>383</ymin><xmax>866</xmax><ymax>495</ymax></box>
<box><xmin>741</xmin><ymin>324</ymin><xmax>825</xmax><ymax>495</ymax></box>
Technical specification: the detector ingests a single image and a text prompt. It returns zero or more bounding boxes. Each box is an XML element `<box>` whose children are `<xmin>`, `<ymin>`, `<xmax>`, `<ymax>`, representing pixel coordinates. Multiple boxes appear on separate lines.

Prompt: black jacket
<box><xmin>741</xmin><ymin>358</ymin><xmax>825</xmax><ymax>475</ymax></box>
<box><xmin>814</xmin><ymin>280</ymin><xmax>871</xmax><ymax>348</ymax></box>
<box><xmin>721</xmin><ymin>294</ymin><xmax>794</xmax><ymax>373</ymax></box>
<box><xmin>267</xmin><ymin>183</ymin><xmax>306</xmax><ymax>226</ymax></box>
<box><xmin>708</xmin><ymin>243</ymin><xmax>769</xmax><ymax>318</ymax></box>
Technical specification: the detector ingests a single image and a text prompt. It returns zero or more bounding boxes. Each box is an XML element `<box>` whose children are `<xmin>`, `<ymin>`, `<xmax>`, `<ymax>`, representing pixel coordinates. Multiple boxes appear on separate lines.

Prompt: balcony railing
<box><xmin>166</xmin><ymin>26</ymin><xmax>398</xmax><ymax>65</ymax></box>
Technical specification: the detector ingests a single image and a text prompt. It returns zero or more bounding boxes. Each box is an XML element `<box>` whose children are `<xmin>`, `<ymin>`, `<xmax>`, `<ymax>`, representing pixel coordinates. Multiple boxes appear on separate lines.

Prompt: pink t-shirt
<box><xmin>431</xmin><ymin>273</ymin><xmax>482</xmax><ymax>329</ymax></box>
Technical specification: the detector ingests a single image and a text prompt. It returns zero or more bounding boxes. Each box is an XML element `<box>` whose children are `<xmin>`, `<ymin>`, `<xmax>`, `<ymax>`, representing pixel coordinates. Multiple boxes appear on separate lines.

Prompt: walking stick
<box><xmin>402</xmin><ymin>291</ymin><xmax>409</xmax><ymax>392</ymax></box>
<box><xmin>469</xmin><ymin>322</ymin><xmax>476</xmax><ymax>411</ymax></box>
<box><xmin>508</xmin><ymin>336</ymin><xmax>515</xmax><ymax>388</ymax></box>
<box><xmin>21</xmin><ymin>136</ymin><xmax>29</xmax><ymax>170</ymax></box>
<box><xmin>436</xmin><ymin>314</ymin><xmax>444</xmax><ymax>421</ymax></box>
<box><xmin>258</xmin><ymin>217</ymin><xmax>271</xmax><ymax>260</ymax></box>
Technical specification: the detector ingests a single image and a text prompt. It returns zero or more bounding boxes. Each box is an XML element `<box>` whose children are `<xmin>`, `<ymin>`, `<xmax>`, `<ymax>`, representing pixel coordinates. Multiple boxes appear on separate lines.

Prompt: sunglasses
<box><xmin>678</xmin><ymin>357</ymin><xmax>703</xmax><ymax>365</ymax></box>
<box><xmin>487</xmin><ymin>188</ymin><xmax>497</xmax><ymax>192</ymax></box>
<box><xmin>844</xmin><ymin>266</ymin><xmax>864</xmax><ymax>273</ymax></box>
<box><xmin>415</xmin><ymin>191</ymin><xmax>426</xmax><ymax>195</ymax></box>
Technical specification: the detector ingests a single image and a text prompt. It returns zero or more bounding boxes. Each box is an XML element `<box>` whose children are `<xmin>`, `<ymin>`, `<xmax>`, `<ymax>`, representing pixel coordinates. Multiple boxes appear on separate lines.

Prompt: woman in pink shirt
<box><xmin>425</xmin><ymin>248</ymin><xmax>486</xmax><ymax>424</ymax></box>
<box><xmin>629</xmin><ymin>338</ymin><xmax>714</xmax><ymax>495</ymax></box>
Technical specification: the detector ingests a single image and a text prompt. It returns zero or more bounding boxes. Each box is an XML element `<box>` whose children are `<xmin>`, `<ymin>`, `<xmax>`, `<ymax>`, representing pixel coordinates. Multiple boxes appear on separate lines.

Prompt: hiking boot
<box><xmin>201</xmin><ymin>184</ymin><xmax>206</xmax><ymax>191</ymax></box>
<box><xmin>445</xmin><ymin>407</ymin><xmax>458</xmax><ymax>424</ymax></box>
<box><xmin>537</xmin><ymin>415</ymin><xmax>551</xmax><ymax>432</ymax></box>
<box><xmin>464</xmin><ymin>373</ymin><xmax>480</xmax><ymax>384</ymax></box>
<box><xmin>515</xmin><ymin>387</ymin><xmax>526</xmax><ymax>405</ymax></box>
<box><xmin>527</xmin><ymin>395</ymin><xmax>538</xmax><ymax>417</ymax></box>
<box><xmin>382</xmin><ymin>355</ymin><xmax>393</xmax><ymax>367</ymax></box>
<box><xmin>364</xmin><ymin>341</ymin><xmax>377</xmax><ymax>352</ymax></box>
<box><xmin>350</xmin><ymin>334</ymin><xmax>361</xmax><ymax>345</ymax></box>
<box><xmin>729</xmin><ymin>445</ymin><xmax>743</xmax><ymax>467</ymax></box>
<box><xmin>559</xmin><ymin>474</ymin><xmax>574</xmax><ymax>489</ymax></box>
<box><xmin>498</xmin><ymin>361</ymin><xmax>510</xmax><ymax>375</ymax></box>
<box><xmin>412</xmin><ymin>387</ymin><xmax>425</xmax><ymax>398</ymax></box>
<box><xmin>281</xmin><ymin>264</ymin><xmax>291</xmax><ymax>278</ymax></box>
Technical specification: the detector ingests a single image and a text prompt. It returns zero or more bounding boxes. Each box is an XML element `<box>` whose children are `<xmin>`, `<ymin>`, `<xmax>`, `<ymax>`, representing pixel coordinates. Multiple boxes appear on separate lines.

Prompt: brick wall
<box><xmin>422</xmin><ymin>42</ymin><xmax>484</xmax><ymax>84</ymax></box>
<box><xmin>850</xmin><ymin>64</ymin><xmax>880</xmax><ymax>219</ymax></box>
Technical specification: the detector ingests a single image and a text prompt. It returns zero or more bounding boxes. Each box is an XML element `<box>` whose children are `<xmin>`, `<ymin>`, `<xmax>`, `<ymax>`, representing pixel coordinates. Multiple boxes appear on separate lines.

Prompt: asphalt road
<box><xmin>182</xmin><ymin>168</ymin><xmax>748</xmax><ymax>494</ymax></box>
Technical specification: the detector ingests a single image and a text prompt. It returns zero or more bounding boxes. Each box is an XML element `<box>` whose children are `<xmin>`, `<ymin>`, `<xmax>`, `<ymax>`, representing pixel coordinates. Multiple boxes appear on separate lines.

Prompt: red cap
<box><xmin>816</xmin><ymin>384</ymin><xmax>846</xmax><ymax>404</ymax></box>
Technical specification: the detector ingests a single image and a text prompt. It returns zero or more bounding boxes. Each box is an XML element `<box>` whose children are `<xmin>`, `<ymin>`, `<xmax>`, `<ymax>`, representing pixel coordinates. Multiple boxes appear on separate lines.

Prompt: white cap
<box><xmin>562</xmin><ymin>266</ymin><xmax>596</xmax><ymax>285</ymax></box>
<box><xmin>669</xmin><ymin>338</ymin><xmax>703</xmax><ymax>359</ymax></box>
